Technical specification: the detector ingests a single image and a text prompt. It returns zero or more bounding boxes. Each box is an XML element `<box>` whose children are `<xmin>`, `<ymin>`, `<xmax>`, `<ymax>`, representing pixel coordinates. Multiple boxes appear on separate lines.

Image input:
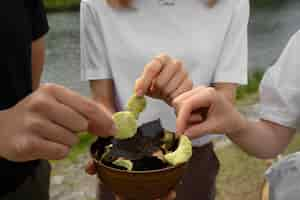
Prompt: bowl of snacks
<box><xmin>90</xmin><ymin>95</ymin><xmax>192</xmax><ymax>200</ymax></box>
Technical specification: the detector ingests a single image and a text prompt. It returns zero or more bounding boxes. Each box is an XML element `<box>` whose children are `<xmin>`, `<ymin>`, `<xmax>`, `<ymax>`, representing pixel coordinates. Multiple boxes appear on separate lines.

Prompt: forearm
<box><xmin>32</xmin><ymin>63</ymin><xmax>43</xmax><ymax>90</ymax></box>
<box><xmin>93</xmin><ymin>96</ymin><xmax>117</xmax><ymax>115</ymax></box>
<box><xmin>229</xmin><ymin>116</ymin><xmax>295</xmax><ymax>159</ymax></box>
<box><xmin>90</xmin><ymin>80</ymin><xmax>117</xmax><ymax>114</ymax></box>
<box><xmin>31</xmin><ymin>37</ymin><xmax>45</xmax><ymax>90</ymax></box>
<box><xmin>213</xmin><ymin>82</ymin><xmax>294</xmax><ymax>158</ymax></box>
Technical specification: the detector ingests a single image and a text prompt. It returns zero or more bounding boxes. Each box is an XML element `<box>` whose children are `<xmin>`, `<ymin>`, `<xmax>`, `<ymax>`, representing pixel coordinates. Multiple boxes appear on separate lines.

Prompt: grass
<box><xmin>216</xmin><ymin>134</ymin><xmax>300</xmax><ymax>200</ymax></box>
<box><xmin>216</xmin><ymin>144</ymin><xmax>268</xmax><ymax>200</ymax></box>
<box><xmin>43</xmin><ymin>0</ymin><xmax>80</xmax><ymax>12</ymax></box>
<box><xmin>237</xmin><ymin>70</ymin><xmax>264</xmax><ymax>101</ymax></box>
<box><xmin>250</xmin><ymin>0</ymin><xmax>275</xmax><ymax>7</ymax></box>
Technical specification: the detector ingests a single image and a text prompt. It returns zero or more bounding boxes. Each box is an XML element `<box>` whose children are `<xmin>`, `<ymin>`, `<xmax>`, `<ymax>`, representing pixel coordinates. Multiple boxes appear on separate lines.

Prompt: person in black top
<box><xmin>0</xmin><ymin>1</ymin><xmax>116</xmax><ymax>199</ymax></box>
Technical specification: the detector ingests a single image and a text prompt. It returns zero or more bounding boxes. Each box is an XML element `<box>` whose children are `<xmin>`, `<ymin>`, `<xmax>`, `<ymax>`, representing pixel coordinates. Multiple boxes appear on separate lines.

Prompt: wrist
<box><xmin>227</xmin><ymin>111</ymin><xmax>248</xmax><ymax>139</ymax></box>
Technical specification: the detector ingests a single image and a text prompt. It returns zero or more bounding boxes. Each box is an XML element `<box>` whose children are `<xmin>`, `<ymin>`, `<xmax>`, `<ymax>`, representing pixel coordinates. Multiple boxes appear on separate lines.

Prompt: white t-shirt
<box><xmin>80</xmin><ymin>0</ymin><xmax>249</xmax><ymax>146</ymax></box>
<box><xmin>260</xmin><ymin>30</ymin><xmax>300</xmax><ymax>130</ymax></box>
<box><xmin>265</xmin><ymin>152</ymin><xmax>300</xmax><ymax>200</ymax></box>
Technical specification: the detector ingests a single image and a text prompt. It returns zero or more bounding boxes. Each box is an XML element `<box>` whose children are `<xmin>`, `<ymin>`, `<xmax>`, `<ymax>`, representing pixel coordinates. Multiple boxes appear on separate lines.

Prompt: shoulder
<box><xmin>288</xmin><ymin>29</ymin><xmax>300</xmax><ymax>48</ymax></box>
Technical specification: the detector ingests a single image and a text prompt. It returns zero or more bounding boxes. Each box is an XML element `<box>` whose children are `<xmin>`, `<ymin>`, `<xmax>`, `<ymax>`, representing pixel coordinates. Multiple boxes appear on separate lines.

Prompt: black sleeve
<box><xmin>30</xmin><ymin>0</ymin><xmax>49</xmax><ymax>41</ymax></box>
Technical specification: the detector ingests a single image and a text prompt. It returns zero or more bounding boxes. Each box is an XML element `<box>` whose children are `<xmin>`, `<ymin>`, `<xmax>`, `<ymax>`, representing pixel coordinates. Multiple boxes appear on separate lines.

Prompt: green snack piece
<box><xmin>113</xmin><ymin>111</ymin><xmax>137</xmax><ymax>140</ymax></box>
<box><xmin>161</xmin><ymin>130</ymin><xmax>176</xmax><ymax>151</ymax></box>
<box><xmin>101</xmin><ymin>144</ymin><xmax>113</xmax><ymax>162</ymax></box>
<box><xmin>112</xmin><ymin>158</ymin><xmax>133</xmax><ymax>171</ymax></box>
<box><xmin>126</xmin><ymin>94</ymin><xmax>146</xmax><ymax>119</ymax></box>
<box><xmin>164</xmin><ymin>135</ymin><xmax>192</xmax><ymax>166</ymax></box>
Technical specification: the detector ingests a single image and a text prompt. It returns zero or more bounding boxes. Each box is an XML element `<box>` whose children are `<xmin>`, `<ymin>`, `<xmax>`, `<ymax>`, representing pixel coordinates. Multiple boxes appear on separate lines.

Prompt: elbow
<box><xmin>253</xmin><ymin>148</ymin><xmax>285</xmax><ymax>160</ymax></box>
<box><xmin>256</xmin><ymin>152</ymin><xmax>281</xmax><ymax>160</ymax></box>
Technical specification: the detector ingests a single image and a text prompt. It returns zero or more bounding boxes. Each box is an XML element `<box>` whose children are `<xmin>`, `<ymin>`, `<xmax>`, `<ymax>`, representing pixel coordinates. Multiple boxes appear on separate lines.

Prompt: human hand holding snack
<box><xmin>174</xmin><ymin>86</ymin><xmax>247</xmax><ymax>139</ymax></box>
<box><xmin>135</xmin><ymin>53</ymin><xmax>193</xmax><ymax>106</ymax></box>
<box><xmin>0</xmin><ymin>84</ymin><xmax>115</xmax><ymax>162</ymax></box>
<box><xmin>87</xmin><ymin>86</ymin><xmax>192</xmax><ymax>200</ymax></box>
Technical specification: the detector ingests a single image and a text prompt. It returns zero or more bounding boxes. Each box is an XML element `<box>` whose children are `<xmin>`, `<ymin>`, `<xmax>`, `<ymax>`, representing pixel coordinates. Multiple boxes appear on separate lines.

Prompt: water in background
<box><xmin>249</xmin><ymin>0</ymin><xmax>300</xmax><ymax>70</ymax></box>
<box><xmin>43</xmin><ymin>0</ymin><xmax>300</xmax><ymax>95</ymax></box>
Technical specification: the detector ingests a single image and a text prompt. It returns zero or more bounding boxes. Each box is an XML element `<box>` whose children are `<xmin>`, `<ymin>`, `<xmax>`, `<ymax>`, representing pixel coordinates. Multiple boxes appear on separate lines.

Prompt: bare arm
<box><xmin>31</xmin><ymin>36</ymin><xmax>45</xmax><ymax>91</ymax></box>
<box><xmin>89</xmin><ymin>80</ymin><xmax>117</xmax><ymax>114</ymax></box>
<box><xmin>175</xmin><ymin>86</ymin><xmax>295</xmax><ymax>159</ymax></box>
<box><xmin>213</xmin><ymin>83</ymin><xmax>294</xmax><ymax>158</ymax></box>
<box><xmin>230</xmin><ymin>117</ymin><xmax>295</xmax><ymax>159</ymax></box>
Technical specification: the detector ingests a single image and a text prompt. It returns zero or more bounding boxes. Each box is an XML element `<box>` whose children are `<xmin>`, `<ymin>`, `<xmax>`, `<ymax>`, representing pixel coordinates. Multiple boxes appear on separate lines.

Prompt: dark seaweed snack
<box><xmin>132</xmin><ymin>157</ymin><xmax>168</xmax><ymax>171</ymax></box>
<box><xmin>90</xmin><ymin>136</ymin><xmax>113</xmax><ymax>161</ymax></box>
<box><xmin>91</xmin><ymin>119</ymin><xmax>192</xmax><ymax>171</ymax></box>
<box><xmin>138</xmin><ymin>119</ymin><xmax>164</xmax><ymax>140</ymax></box>
<box><xmin>104</xmin><ymin>119</ymin><xmax>164</xmax><ymax>161</ymax></box>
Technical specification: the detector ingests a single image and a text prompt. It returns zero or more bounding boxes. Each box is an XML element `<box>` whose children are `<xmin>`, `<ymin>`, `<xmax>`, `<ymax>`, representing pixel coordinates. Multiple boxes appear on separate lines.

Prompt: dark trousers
<box><xmin>1</xmin><ymin>160</ymin><xmax>51</xmax><ymax>200</ymax></box>
<box><xmin>98</xmin><ymin>143</ymin><xmax>220</xmax><ymax>200</ymax></box>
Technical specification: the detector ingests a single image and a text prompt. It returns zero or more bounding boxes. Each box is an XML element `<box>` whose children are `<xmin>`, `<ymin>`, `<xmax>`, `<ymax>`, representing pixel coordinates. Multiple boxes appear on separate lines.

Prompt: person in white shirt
<box><xmin>80</xmin><ymin>0</ymin><xmax>249</xmax><ymax>199</ymax></box>
<box><xmin>175</xmin><ymin>30</ymin><xmax>300</xmax><ymax>200</ymax></box>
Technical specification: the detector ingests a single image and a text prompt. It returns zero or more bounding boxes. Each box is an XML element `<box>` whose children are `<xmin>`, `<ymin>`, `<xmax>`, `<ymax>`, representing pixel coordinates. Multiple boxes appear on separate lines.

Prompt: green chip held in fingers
<box><xmin>164</xmin><ymin>135</ymin><xmax>192</xmax><ymax>166</ymax></box>
<box><xmin>126</xmin><ymin>94</ymin><xmax>146</xmax><ymax>119</ymax></box>
<box><xmin>113</xmin><ymin>111</ymin><xmax>137</xmax><ymax>140</ymax></box>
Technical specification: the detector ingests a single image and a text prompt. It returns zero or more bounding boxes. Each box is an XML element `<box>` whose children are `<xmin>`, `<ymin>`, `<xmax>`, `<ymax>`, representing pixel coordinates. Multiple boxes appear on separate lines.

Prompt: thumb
<box><xmin>176</xmin><ymin>90</ymin><xmax>214</xmax><ymax>134</ymax></box>
<box><xmin>134</xmin><ymin>78</ymin><xmax>144</xmax><ymax>96</ymax></box>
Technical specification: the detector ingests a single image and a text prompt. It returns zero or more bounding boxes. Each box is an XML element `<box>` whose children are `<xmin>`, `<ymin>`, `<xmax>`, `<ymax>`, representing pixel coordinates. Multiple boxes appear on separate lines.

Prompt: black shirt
<box><xmin>0</xmin><ymin>0</ymin><xmax>49</xmax><ymax>196</ymax></box>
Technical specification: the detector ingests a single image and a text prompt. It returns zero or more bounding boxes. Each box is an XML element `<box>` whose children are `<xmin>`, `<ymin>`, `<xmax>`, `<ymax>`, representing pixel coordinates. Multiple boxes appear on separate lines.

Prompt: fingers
<box><xmin>115</xmin><ymin>195</ymin><xmax>124</xmax><ymax>200</ymax></box>
<box><xmin>135</xmin><ymin>54</ymin><xmax>170</xmax><ymax>96</ymax></box>
<box><xmin>33</xmin><ymin>138</ymin><xmax>70</xmax><ymax>160</ymax></box>
<box><xmin>135</xmin><ymin>53</ymin><xmax>193</xmax><ymax>106</ymax></box>
<box><xmin>165</xmin><ymin>191</ymin><xmax>176</xmax><ymax>200</ymax></box>
<box><xmin>40</xmin><ymin>84</ymin><xmax>115</xmax><ymax>136</ymax></box>
<box><xmin>155</xmin><ymin>60</ymin><xmax>181</xmax><ymax>95</ymax></box>
<box><xmin>172</xmin><ymin>86</ymin><xmax>205</xmax><ymax>108</ymax></box>
<box><xmin>175</xmin><ymin>87</ymin><xmax>216</xmax><ymax>134</ymax></box>
<box><xmin>188</xmin><ymin>113</ymin><xmax>203</xmax><ymax>124</ymax></box>
<box><xmin>36</xmin><ymin>96</ymin><xmax>88</xmax><ymax>132</ymax></box>
<box><xmin>37</xmin><ymin>119</ymin><xmax>80</xmax><ymax>147</ymax></box>
<box><xmin>85</xmin><ymin>160</ymin><xmax>97</xmax><ymax>175</ymax></box>
<box><xmin>169</xmin><ymin>78</ymin><xmax>193</xmax><ymax>104</ymax></box>
<box><xmin>15</xmin><ymin>136</ymin><xmax>70</xmax><ymax>161</ymax></box>
<box><xmin>184</xmin><ymin>122</ymin><xmax>212</xmax><ymax>139</ymax></box>
<box><xmin>162</xmin><ymin>62</ymin><xmax>188</xmax><ymax>95</ymax></box>
<box><xmin>157</xmin><ymin>191</ymin><xmax>176</xmax><ymax>200</ymax></box>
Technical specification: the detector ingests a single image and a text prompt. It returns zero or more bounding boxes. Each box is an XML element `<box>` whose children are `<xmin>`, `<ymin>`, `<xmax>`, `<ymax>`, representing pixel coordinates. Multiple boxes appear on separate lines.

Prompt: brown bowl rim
<box><xmin>93</xmin><ymin>158</ymin><xmax>186</xmax><ymax>174</ymax></box>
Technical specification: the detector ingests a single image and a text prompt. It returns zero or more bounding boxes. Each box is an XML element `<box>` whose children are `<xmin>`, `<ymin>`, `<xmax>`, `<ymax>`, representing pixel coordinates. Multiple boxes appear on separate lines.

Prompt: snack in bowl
<box><xmin>90</xmin><ymin>94</ymin><xmax>192</xmax><ymax>199</ymax></box>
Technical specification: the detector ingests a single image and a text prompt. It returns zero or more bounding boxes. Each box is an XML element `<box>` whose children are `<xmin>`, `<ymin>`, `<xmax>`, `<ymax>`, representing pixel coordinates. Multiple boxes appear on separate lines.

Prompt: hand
<box><xmin>0</xmin><ymin>84</ymin><xmax>115</xmax><ymax>162</ymax></box>
<box><xmin>135</xmin><ymin>53</ymin><xmax>193</xmax><ymax>105</ymax></box>
<box><xmin>173</xmin><ymin>86</ymin><xmax>246</xmax><ymax>139</ymax></box>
